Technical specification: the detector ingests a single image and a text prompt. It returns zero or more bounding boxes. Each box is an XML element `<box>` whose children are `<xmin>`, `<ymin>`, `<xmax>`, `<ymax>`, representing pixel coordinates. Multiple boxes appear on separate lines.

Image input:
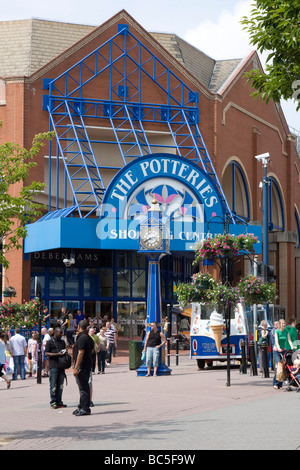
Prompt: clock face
<box><xmin>140</xmin><ymin>227</ymin><xmax>162</xmax><ymax>249</ymax></box>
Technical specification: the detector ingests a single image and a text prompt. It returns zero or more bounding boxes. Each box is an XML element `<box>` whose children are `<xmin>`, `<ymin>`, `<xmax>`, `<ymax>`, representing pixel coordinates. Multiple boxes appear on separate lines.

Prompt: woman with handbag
<box><xmin>273</xmin><ymin>319</ymin><xmax>288</xmax><ymax>390</ymax></box>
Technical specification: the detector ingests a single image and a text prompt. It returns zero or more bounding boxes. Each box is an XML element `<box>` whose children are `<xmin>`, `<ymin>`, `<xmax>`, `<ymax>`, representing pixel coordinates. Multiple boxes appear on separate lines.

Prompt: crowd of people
<box><xmin>258</xmin><ymin>317</ymin><xmax>300</xmax><ymax>390</ymax></box>
<box><xmin>0</xmin><ymin>307</ymin><xmax>118</xmax><ymax>416</ymax></box>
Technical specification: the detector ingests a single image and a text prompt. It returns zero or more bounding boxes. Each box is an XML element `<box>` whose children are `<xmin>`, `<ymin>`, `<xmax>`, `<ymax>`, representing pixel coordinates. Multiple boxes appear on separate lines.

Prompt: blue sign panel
<box><xmin>99</xmin><ymin>153</ymin><xmax>225</xmax><ymax>250</ymax></box>
<box><xmin>97</xmin><ymin>153</ymin><xmax>262</xmax><ymax>252</ymax></box>
<box><xmin>24</xmin><ymin>153</ymin><xmax>262</xmax><ymax>253</ymax></box>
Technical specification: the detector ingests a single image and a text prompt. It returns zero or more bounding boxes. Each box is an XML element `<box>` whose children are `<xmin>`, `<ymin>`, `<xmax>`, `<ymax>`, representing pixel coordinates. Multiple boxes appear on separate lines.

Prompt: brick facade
<box><xmin>0</xmin><ymin>11</ymin><xmax>299</xmax><ymax>317</ymax></box>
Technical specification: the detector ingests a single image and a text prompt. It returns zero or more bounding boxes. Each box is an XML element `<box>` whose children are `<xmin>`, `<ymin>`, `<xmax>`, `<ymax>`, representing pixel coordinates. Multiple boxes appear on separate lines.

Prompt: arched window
<box><xmin>222</xmin><ymin>161</ymin><xmax>250</xmax><ymax>221</ymax></box>
<box><xmin>268</xmin><ymin>177</ymin><xmax>284</xmax><ymax>231</ymax></box>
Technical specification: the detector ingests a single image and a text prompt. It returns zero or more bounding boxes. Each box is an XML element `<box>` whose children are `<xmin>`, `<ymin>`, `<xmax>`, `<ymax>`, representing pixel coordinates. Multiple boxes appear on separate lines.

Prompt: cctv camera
<box><xmin>255</xmin><ymin>152</ymin><xmax>270</xmax><ymax>165</ymax></box>
<box><xmin>63</xmin><ymin>258</ymin><xmax>75</xmax><ymax>267</ymax></box>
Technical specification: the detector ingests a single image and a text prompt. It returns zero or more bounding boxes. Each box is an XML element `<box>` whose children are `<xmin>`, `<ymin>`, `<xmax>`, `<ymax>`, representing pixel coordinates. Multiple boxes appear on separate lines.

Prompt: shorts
<box><xmin>146</xmin><ymin>347</ymin><xmax>160</xmax><ymax>367</ymax></box>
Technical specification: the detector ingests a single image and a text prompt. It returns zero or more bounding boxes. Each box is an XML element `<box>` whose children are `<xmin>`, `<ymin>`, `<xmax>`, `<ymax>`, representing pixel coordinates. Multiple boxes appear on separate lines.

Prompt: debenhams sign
<box><xmin>97</xmin><ymin>153</ymin><xmax>226</xmax><ymax>251</ymax></box>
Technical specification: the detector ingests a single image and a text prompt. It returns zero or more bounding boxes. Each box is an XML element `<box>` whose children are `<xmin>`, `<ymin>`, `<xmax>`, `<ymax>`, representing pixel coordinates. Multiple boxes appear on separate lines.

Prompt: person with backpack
<box><xmin>44</xmin><ymin>327</ymin><xmax>68</xmax><ymax>409</ymax></box>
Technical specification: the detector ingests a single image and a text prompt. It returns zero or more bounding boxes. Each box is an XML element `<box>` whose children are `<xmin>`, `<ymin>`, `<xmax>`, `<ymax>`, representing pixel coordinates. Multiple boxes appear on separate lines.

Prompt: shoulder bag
<box><xmin>52</xmin><ymin>339</ymin><xmax>72</xmax><ymax>370</ymax></box>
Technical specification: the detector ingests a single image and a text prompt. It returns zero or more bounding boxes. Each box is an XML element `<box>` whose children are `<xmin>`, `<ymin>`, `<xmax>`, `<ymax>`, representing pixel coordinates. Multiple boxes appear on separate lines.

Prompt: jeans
<box><xmin>13</xmin><ymin>355</ymin><xmax>26</xmax><ymax>380</ymax></box>
<box><xmin>107</xmin><ymin>343</ymin><xmax>114</xmax><ymax>364</ymax></box>
<box><xmin>49</xmin><ymin>367</ymin><xmax>65</xmax><ymax>405</ymax></box>
<box><xmin>75</xmin><ymin>369</ymin><xmax>91</xmax><ymax>412</ymax></box>
<box><xmin>146</xmin><ymin>347</ymin><xmax>160</xmax><ymax>367</ymax></box>
<box><xmin>97</xmin><ymin>350</ymin><xmax>107</xmax><ymax>372</ymax></box>
<box><xmin>273</xmin><ymin>349</ymin><xmax>285</xmax><ymax>388</ymax></box>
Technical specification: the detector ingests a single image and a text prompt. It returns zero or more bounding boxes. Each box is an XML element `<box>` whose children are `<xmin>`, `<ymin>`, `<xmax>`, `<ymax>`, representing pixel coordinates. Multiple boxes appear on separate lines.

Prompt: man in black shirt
<box><xmin>44</xmin><ymin>327</ymin><xmax>67</xmax><ymax>409</ymax></box>
<box><xmin>73</xmin><ymin>319</ymin><xmax>94</xmax><ymax>416</ymax></box>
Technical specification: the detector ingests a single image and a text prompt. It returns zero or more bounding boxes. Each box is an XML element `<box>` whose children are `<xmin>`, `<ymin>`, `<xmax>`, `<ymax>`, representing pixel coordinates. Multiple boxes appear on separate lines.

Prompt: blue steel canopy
<box><xmin>41</xmin><ymin>23</ymin><xmax>236</xmax><ymax>223</ymax></box>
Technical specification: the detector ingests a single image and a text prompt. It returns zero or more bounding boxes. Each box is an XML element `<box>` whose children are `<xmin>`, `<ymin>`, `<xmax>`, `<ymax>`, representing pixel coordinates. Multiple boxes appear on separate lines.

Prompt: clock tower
<box><xmin>137</xmin><ymin>199</ymin><xmax>171</xmax><ymax>376</ymax></box>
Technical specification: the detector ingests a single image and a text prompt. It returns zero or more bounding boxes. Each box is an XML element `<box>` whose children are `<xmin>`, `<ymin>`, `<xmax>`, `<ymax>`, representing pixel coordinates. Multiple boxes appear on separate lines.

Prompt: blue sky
<box><xmin>1</xmin><ymin>0</ymin><xmax>299</xmax><ymax>130</ymax></box>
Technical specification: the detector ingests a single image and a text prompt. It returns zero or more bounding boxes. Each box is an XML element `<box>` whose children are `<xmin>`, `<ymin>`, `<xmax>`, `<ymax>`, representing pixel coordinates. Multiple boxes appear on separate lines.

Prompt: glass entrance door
<box><xmin>117</xmin><ymin>301</ymin><xmax>146</xmax><ymax>339</ymax></box>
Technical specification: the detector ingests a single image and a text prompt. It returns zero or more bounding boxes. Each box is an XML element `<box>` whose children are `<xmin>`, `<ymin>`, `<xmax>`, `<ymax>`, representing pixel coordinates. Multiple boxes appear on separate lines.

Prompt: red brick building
<box><xmin>0</xmin><ymin>10</ymin><xmax>299</xmax><ymax>328</ymax></box>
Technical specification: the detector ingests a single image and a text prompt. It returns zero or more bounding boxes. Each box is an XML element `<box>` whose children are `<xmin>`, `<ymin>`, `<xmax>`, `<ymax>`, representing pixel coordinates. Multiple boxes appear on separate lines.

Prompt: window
<box><xmin>49</xmin><ymin>267</ymin><xmax>64</xmax><ymax>297</ymax></box>
<box><xmin>223</xmin><ymin>161</ymin><xmax>250</xmax><ymax>221</ymax></box>
<box><xmin>269</xmin><ymin>178</ymin><xmax>284</xmax><ymax>231</ymax></box>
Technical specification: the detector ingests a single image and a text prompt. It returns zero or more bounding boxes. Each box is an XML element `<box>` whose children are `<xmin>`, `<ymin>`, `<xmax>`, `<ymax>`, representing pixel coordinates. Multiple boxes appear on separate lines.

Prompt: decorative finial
<box><xmin>149</xmin><ymin>198</ymin><xmax>160</xmax><ymax>211</ymax></box>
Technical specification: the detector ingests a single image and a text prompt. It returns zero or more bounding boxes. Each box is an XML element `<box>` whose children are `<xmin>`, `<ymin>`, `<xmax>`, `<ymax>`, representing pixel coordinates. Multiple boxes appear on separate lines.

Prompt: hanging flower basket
<box><xmin>238</xmin><ymin>274</ymin><xmax>277</xmax><ymax>305</ymax></box>
<box><xmin>176</xmin><ymin>272</ymin><xmax>216</xmax><ymax>309</ymax></box>
<box><xmin>2</xmin><ymin>286</ymin><xmax>17</xmax><ymax>298</ymax></box>
<box><xmin>236</xmin><ymin>234</ymin><xmax>259</xmax><ymax>253</ymax></box>
<box><xmin>194</xmin><ymin>233</ymin><xmax>259</xmax><ymax>265</ymax></box>
<box><xmin>209</xmin><ymin>283</ymin><xmax>241</xmax><ymax>313</ymax></box>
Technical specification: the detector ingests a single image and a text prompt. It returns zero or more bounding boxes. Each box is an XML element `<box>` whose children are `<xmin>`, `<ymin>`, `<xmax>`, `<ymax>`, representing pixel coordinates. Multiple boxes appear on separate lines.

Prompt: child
<box><xmin>291</xmin><ymin>358</ymin><xmax>300</xmax><ymax>379</ymax></box>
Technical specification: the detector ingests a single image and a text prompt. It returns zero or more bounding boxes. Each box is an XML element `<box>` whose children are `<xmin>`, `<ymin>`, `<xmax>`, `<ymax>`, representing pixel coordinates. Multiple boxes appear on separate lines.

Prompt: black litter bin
<box><xmin>129</xmin><ymin>340</ymin><xmax>143</xmax><ymax>370</ymax></box>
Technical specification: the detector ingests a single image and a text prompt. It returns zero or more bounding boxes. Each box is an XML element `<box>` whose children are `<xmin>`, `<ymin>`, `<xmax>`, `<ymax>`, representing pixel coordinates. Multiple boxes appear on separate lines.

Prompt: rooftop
<box><xmin>0</xmin><ymin>17</ymin><xmax>244</xmax><ymax>94</ymax></box>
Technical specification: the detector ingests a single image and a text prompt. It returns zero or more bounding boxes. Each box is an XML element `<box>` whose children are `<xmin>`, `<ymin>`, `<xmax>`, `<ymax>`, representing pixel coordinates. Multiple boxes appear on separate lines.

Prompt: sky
<box><xmin>1</xmin><ymin>0</ymin><xmax>299</xmax><ymax>131</ymax></box>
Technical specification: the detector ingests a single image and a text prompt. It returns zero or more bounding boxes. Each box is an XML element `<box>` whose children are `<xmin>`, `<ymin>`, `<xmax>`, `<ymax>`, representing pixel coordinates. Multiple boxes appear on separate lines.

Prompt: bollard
<box><xmin>261</xmin><ymin>343</ymin><xmax>270</xmax><ymax>378</ymax></box>
<box><xmin>240</xmin><ymin>340</ymin><xmax>247</xmax><ymax>374</ymax></box>
<box><xmin>249</xmin><ymin>340</ymin><xmax>258</xmax><ymax>376</ymax></box>
<box><xmin>167</xmin><ymin>304</ymin><xmax>171</xmax><ymax>367</ymax></box>
<box><xmin>175</xmin><ymin>337</ymin><xmax>179</xmax><ymax>365</ymax></box>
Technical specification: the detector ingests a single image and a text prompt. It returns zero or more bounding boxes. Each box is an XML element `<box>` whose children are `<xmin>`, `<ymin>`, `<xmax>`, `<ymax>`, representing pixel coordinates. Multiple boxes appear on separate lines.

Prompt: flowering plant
<box><xmin>194</xmin><ymin>233</ymin><xmax>259</xmax><ymax>265</ymax></box>
<box><xmin>236</xmin><ymin>234</ymin><xmax>259</xmax><ymax>253</ymax></box>
<box><xmin>209</xmin><ymin>283</ymin><xmax>241</xmax><ymax>313</ymax></box>
<box><xmin>176</xmin><ymin>273</ymin><xmax>217</xmax><ymax>309</ymax></box>
<box><xmin>0</xmin><ymin>298</ymin><xmax>41</xmax><ymax>330</ymax></box>
<box><xmin>238</xmin><ymin>275</ymin><xmax>277</xmax><ymax>305</ymax></box>
<box><xmin>194</xmin><ymin>234</ymin><xmax>239</xmax><ymax>264</ymax></box>
<box><xmin>2</xmin><ymin>286</ymin><xmax>17</xmax><ymax>297</ymax></box>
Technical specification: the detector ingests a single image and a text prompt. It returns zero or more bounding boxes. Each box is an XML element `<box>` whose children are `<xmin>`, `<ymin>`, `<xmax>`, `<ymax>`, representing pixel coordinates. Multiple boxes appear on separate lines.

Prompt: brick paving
<box><xmin>1</xmin><ymin>351</ymin><xmax>300</xmax><ymax>451</ymax></box>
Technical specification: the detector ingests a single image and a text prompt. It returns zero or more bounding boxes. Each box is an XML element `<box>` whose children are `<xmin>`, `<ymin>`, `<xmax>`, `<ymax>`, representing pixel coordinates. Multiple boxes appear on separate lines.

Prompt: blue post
<box><xmin>136</xmin><ymin>253</ymin><xmax>172</xmax><ymax>376</ymax></box>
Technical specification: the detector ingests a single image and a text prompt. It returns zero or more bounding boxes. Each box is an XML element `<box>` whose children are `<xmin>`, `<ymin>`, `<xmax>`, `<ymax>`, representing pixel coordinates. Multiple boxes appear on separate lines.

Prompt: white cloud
<box><xmin>184</xmin><ymin>0</ymin><xmax>253</xmax><ymax>60</ymax></box>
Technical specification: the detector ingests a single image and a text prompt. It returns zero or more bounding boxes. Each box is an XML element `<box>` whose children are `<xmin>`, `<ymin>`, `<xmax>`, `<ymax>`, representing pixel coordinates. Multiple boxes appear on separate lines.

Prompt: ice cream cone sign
<box><xmin>209</xmin><ymin>310</ymin><xmax>224</xmax><ymax>353</ymax></box>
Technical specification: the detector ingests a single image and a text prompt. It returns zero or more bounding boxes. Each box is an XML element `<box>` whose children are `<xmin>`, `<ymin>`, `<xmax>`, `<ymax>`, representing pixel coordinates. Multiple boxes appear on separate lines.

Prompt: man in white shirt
<box><xmin>10</xmin><ymin>328</ymin><xmax>27</xmax><ymax>380</ymax></box>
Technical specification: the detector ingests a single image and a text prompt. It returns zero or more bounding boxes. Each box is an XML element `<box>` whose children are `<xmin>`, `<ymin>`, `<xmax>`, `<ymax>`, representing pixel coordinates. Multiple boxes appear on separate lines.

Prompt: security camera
<box><xmin>255</xmin><ymin>153</ymin><xmax>270</xmax><ymax>166</ymax></box>
<box><xmin>63</xmin><ymin>258</ymin><xmax>75</xmax><ymax>267</ymax></box>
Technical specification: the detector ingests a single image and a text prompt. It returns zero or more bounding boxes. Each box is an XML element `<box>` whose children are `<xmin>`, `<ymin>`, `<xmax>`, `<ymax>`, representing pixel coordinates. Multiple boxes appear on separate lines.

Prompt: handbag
<box><xmin>276</xmin><ymin>360</ymin><xmax>286</xmax><ymax>382</ymax></box>
<box><xmin>58</xmin><ymin>353</ymin><xmax>72</xmax><ymax>370</ymax></box>
<box><xmin>52</xmin><ymin>339</ymin><xmax>72</xmax><ymax>370</ymax></box>
<box><xmin>141</xmin><ymin>351</ymin><xmax>146</xmax><ymax>361</ymax></box>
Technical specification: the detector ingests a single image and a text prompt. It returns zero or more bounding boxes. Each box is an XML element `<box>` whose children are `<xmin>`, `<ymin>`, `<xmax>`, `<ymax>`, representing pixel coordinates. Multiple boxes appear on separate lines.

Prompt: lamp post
<box><xmin>255</xmin><ymin>152</ymin><xmax>270</xmax><ymax>321</ymax></box>
<box><xmin>34</xmin><ymin>276</ymin><xmax>43</xmax><ymax>384</ymax></box>
<box><xmin>255</xmin><ymin>153</ymin><xmax>270</xmax><ymax>266</ymax></box>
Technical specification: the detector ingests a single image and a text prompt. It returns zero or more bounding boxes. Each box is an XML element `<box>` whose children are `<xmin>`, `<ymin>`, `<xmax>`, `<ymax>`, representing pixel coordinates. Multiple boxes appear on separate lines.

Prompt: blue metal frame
<box><xmin>43</xmin><ymin>24</ymin><xmax>235</xmax><ymax>223</ymax></box>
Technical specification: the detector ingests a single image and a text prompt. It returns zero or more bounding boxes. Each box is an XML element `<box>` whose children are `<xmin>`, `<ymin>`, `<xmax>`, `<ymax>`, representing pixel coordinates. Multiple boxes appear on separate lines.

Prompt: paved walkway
<box><xmin>1</xmin><ymin>353</ymin><xmax>300</xmax><ymax>451</ymax></box>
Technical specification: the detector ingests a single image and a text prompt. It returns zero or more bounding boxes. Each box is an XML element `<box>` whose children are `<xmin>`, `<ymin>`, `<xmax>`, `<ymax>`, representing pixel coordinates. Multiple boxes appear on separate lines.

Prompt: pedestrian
<box><xmin>73</xmin><ymin>319</ymin><xmax>94</xmax><ymax>416</ymax></box>
<box><xmin>75</xmin><ymin>309</ymin><xmax>85</xmax><ymax>325</ymax></box>
<box><xmin>88</xmin><ymin>318</ymin><xmax>99</xmax><ymax>334</ymax></box>
<box><xmin>258</xmin><ymin>320</ymin><xmax>270</xmax><ymax>373</ymax></box>
<box><xmin>273</xmin><ymin>319</ymin><xmax>288</xmax><ymax>390</ymax></box>
<box><xmin>110</xmin><ymin>317</ymin><xmax>118</xmax><ymax>357</ymax></box>
<box><xmin>10</xmin><ymin>328</ymin><xmax>27</xmax><ymax>380</ymax></box>
<box><xmin>269</xmin><ymin>320</ymin><xmax>279</xmax><ymax>349</ymax></box>
<box><xmin>97</xmin><ymin>328</ymin><xmax>108</xmax><ymax>374</ymax></box>
<box><xmin>43</xmin><ymin>306</ymin><xmax>50</xmax><ymax>325</ymax></box>
<box><xmin>42</xmin><ymin>327</ymin><xmax>51</xmax><ymax>377</ymax></box>
<box><xmin>44</xmin><ymin>327</ymin><xmax>68</xmax><ymax>409</ymax></box>
<box><xmin>104</xmin><ymin>321</ymin><xmax>117</xmax><ymax>366</ymax></box>
<box><xmin>162</xmin><ymin>316</ymin><xmax>169</xmax><ymax>341</ymax></box>
<box><xmin>27</xmin><ymin>331</ymin><xmax>36</xmax><ymax>377</ymax></box>
<box><xmin>66</xmin><ymin>313</ymin><xmax>77</xmax><ymax>348</ymax></box>
<box><xmin>143</xmin><ymin>321</ymin><xmax>166</xmax><ymax>377</ymax></box>
<box><xmin>0</xmin><ymin>332</ymin><xmax>12</xmax><ymax>389</ymax></box>
<box><xmin>285</xmin><ymin>317</ymin><xmax>299</xmax><ymax>350</ymax></box>
<box><xmin>30</xmin><ymin>332</ymin><xmax>39</xmax><ymax>376</ymax></box>
<box><xmin>88</xmin><ymin>327</ymin><xmax>100</xmax><ymax>373</ymax></box>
